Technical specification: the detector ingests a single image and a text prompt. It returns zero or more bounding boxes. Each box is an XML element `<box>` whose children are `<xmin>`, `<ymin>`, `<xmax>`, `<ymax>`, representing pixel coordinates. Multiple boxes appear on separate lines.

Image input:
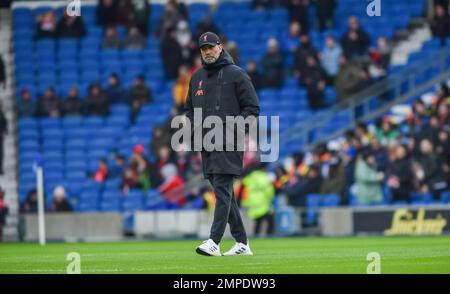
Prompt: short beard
<box><xmin>203</xmin><ymin>56</ymin><xmax>217</xmax><ymax>64</ymax></box>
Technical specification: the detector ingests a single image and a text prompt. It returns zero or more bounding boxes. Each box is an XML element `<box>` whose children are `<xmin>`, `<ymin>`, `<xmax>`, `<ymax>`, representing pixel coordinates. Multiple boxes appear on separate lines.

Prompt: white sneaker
<box><xmin>223</xmin><ymin>242</ymin><xmax>253</xmax><ymax>256</ymax></box>
<box><xmin>196</xmin><ymin>239</ymin><xmax>221</xmax><ymax>256</ymax></box>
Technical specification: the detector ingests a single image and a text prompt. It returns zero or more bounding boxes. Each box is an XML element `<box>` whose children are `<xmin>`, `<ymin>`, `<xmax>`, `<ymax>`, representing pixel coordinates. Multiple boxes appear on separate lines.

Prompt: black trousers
<box><xmin>0</xmin><ymin>136</ymin><xmax>4</xmax><ymax>174</ymax></box>
<box><xmin>208</xmin><ymin>174</ymin><xmax>247</xmax><ymax>244</ymax></box>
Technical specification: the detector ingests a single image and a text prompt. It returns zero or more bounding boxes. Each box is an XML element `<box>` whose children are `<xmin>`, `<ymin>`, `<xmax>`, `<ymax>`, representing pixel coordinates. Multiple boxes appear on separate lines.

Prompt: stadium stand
<box><xmin>3</xmin><ymin>0</ymin><xmax>449</xmax><ymax>239</ymax></box>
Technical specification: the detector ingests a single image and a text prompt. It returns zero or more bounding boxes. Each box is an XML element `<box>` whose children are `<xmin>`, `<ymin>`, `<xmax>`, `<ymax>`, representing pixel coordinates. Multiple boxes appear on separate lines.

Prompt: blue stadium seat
<box><xmin>83</xmin><ymin>116</ymin><xmax>104</xmax><ymax>128</ymax></box>
<box><xmin>87</xmin><ymin>149</ymin><xmax>108</xmax><ymax>162</ymax></box>
<box><xmin>43</xmin><ymin>150</ymin><xmax>63</xmax><ymax>161</ymax></box>
<box><xmin>106</xmin><ymin>116</ymin><xmax>130</xmax><ymax>129</ymax></box>
<box><xmin>306</xmin><ymin>194</ymin><xmax>322</xmax><ymax>208</ymax></box>
<box><xmin>100</xmin><ymin>199</ymin><xmax>121</xmax><ymax>212</ymax></box>
<box><xmin>65</xmin><ymin>138</ymin><xmax>87</xmax><ymax>150</ymax></box>
<box><xmin>18</xmin><ymin>118</ymin><xmax>38</xmax><ymax>130</ymax></box>
<box><xmin>39</xmin><ymin>118</ymin><xmax>60</xmax><ymax>129</ymax></box>
<box><xmin>322</xmin><ymin>194</ymin><xmax>341</xmax><ymax>207</ymax></box>
<box><xmin>62</xmin><ymin>116</ymin><xmax>83</xmax><ymax>127</ymax></box>
<box><xmin>42</xmin><ymin>139</ymin><xmax>63</xmax><ymax>150</ymax></box>
<box><xmin>13</xmin><ymin>7</ymin><xmax>33</xmax><ymax>19</ymax></box>
<box><xmin>45</xmin><ymin>171</ymin><xmax>64</xmax><ymax>183</ymax></box>
<box><xmin>66</xmin><ymin>160</ymin><xmax>87</xmax><ymax>171</ymax></box>
<box><xmin>63</xmin><ymin>127</ymin><xmax>88</xmax><ymax>140</ymax></box>
<box><xmin>411</xmin><ymin>192</ymin><xmax>432</xmax><ymax>204</ymax></box>
<box><xmin>122</xmin><ymin>197</ymin><xmax>144</xmax><ymax>212</ymax></box>
<box><xmin>19</xmin><ymin>140</ymin><xmax>40</xmax><ymax>152</ymax></box>
<box><xmin>104</xmin><ymin>179</ymin><xmax>121</xmax><ymax>190</ymax></box>
<box><xmin>19</xmin><ymin>150</ymin><xmax>41</xmax><ymax>162</ymax></box>
<box><xmin>41</xmin><ymin>129</ymin><xmax>63</xmax><ymax>141</ymax></box>
<box><xmin>440</xmin><ymin>190</ymin><xmax>450</xmax><ymax>204</ymax></box>
<box><xmin>79</xmin><ymin>48</ymin><xmax>99</xmax><ymax>60</ymax></box>
<box><xmin>103</xmin><ymin>188</ymin><xmax>121</xmax><ymax>199</ymax></box>
<box><xmin>57</xmin><ymin>52</ymin><xmax>78</xmax><ymax>65</ymax></box>
<box><xmin>79</xmin><ymin>191</ymin><xmax>101</xmax><ymax>202</ymax></box>
<box><xmin>59</xmin><ymin>71</ymin><xmax>79</xmax><ymax>85</ymax></box>
<box><xmin>57</xmin><ymin>38</ymin><xmax>78</xmax><ymax>50</ymax></box>
<box><xmin>43</xmin><ymin>161</ymin><xmax>64</xmax><ymax>171</ymax></box>
<box><xmin>89</xmin><ymin>138</ymin><xmax>113</xmax><ymax>150</ymax></box>
<box><xmin>65</xmin><ymin>148</ymin><xmax>85</xmax><ymax>158</ymax></box>
<box><xmin>76</xmin><ymin>200</ymin><xmax>99</xmax><ymax>212</ymax></box>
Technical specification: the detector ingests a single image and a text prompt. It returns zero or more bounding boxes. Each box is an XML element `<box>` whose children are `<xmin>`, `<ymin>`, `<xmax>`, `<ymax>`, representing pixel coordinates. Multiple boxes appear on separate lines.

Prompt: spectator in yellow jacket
<box><xmin>242</xmin><ymin>169</ymin><xmax>276</xmax><ymax>236</ymax></box>
<box><xmin>172</xmin><ymin>65</ymin><xmax>191</xmax><ymax>111</ymax></box>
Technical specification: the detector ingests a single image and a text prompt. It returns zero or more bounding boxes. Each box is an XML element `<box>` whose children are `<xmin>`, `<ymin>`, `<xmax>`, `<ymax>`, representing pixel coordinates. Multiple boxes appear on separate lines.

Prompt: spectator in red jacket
<box><xmin>93</xmin><ymin>158</ymin><xmax>109</xmax><ymax>183</ymax></box>
<box><xmin>121</xmin><ymin>166</ymin><xmax>140</xmax><ymax>195</ymax></box>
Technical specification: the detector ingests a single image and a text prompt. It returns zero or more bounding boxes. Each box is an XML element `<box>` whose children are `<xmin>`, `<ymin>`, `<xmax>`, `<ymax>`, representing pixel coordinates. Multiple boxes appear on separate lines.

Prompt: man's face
<box><xmin>109</xmin><ymin>76</ymin><xmax>117</xmax><ymax>86</ymax></box>
<box><xmin>247</xmin><ymin>61</ymin><xmax>256</xmax><ymax>71</ymax></box>
<box><xmin>349</xmin><ymin>17</ymin><xmax>359</xmax><ymax>31</ymax></box>
<box><xmin>326</xmin><ymin>37</ymin><xmax>335</xmax><ymax>48</ymax></box>
<box><xmin>135</xmin><ymin>78</ymin><xmax>144</xmax><ymax>86</ymax></box>
<box><xmin>420</xmin><ymin>140</ymin><xmax>433</xmax><ymax>154</ymax></box>
<box><xmin>92</xmin><ymin>87</ymin><xmax>100</xmax><ymax>96</ymax></box>
<box><xmin>396</xmin><ymin>146</ymin><xmax>406</xmax><ymax>159</ymax></box>
<box><xmin>307</xmin><ymin>56</ymin><xmax>316</xmax><ymax>67</ymax></box>
<box><xmin>22</xmin><ymin>92</ymin><xmax>30</xmax><ymax>100</ymax></box>
<box><xmin>45</xmin><ymin>89</ymin><xmax>54</xmax><ymax>98</ymax></box>
<box><xmin>200</xmin><ymin>44</ymin><xmax>222</xmax><ymax>64</ymax></box>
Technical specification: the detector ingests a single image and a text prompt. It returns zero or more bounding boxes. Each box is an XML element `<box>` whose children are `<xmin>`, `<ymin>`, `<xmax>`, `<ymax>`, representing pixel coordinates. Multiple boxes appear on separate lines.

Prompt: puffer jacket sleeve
<box><xmin>235</xmin><ymin>69</ymin><xmax>260</xmax><ymax>119</ymax></box>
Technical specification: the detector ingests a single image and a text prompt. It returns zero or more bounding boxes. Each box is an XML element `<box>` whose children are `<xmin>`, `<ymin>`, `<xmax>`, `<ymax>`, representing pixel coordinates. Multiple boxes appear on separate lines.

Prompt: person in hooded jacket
<box><xmin>185</xmin><ymin>32</ymin><xmax>260</xmax><ymax>256</ymax></box>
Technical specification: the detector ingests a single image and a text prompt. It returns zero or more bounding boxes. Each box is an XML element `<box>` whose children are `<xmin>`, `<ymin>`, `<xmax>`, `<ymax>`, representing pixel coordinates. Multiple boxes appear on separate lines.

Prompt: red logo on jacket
<box><xmin>195</xmin><ymin>80</ymin><xmax>204</xmax><ymax>96</ymax></box>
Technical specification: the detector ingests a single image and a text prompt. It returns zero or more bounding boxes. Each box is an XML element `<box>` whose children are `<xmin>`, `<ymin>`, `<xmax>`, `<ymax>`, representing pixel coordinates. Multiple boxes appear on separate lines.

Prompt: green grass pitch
<box><xmin>1</xmin><ymin>236</ymin><xmax>450</xmax><ymax>274</ymax></box>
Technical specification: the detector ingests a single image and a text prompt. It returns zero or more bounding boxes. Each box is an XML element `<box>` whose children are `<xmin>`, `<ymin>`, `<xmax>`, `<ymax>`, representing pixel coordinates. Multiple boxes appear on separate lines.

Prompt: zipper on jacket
<box><xmin>215</xmin><ymin>69</ymin><xmax>224</xmax><ymax>111</ymax></box>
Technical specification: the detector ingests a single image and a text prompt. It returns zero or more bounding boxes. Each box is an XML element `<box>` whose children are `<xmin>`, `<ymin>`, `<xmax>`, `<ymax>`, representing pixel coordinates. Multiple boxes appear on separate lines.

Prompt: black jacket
<box><xmin>316</xmin><ymin>0</ymin><xmax>337</xmax><ymax>18</ymax></box>
<box><xmin>160</xmin><ymin>35</ymin><xmax>183</xmax><ymax>79</ymax></box>
<box><xmin>431</xmin><ymin>15</ymin><xmax>450</xmax><ymax>40</ymax></box>
<box><xmin>185</xmin><ymin>50</ymin><xmax>260</xmax><ymax>178</ymax></box>
<box><xmin>56</xmin><ymin>17</ymin><xmax>86</xmax><ymax>38</ymax></box>
<box><xmin>62</xmin><ymin>95</ymin><xmax>84</xmax><ymax>116</ymax></box>
<box><xmin>261</xmin><ymin>51</ymin><xmax>284</xmax><ymax>88</ymax></box>
<box><xmin>0</xmin><ymin>55</ymin><xmax>5</xmax><ymax>83</ymax></box>
<box><xmin>0</xmin><ymin>110</ymin><xmax>7</xmax><ymax>135</ymax></box>
<box><xmin>388</xmin><ymin>157</ymin><xmax>412</xmax><ymax>201</ymax></box>
<box><xmin>341</xmin><ymin>28</ymin><xmax>371</xmax><ymax>59</ymax></box>
<box><xmin>86</xmin><ymin>93</ymin><xmax>109</xmax><ymax>116</ymax></box>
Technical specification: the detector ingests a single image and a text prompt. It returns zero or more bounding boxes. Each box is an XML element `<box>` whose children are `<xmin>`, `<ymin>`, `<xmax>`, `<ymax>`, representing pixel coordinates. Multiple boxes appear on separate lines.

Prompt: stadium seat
<box><xmin>322</xmin><ymin>194</ymin><xmax>341</xmax><ymax>207</ymax></box>
<box><xmin>440</xmin><ymin>190</ymin><xmax>450</xmax><ymax>204</ymax></box>
<box><xmin>411</xmin><ymin>192</ymin><xmax>432</xmax><ymax>204</ymax></box>
<box><xmin>13</xmin><ymin>0</ymin><xmax>436</xmax><ymax>216</ymax></box>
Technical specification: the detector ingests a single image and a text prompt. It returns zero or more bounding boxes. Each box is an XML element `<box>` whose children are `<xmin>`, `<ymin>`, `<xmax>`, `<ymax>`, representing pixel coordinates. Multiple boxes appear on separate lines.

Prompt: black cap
<box><xmin>198</xmin><ymin>32</ymin><xmax>221</xmax><ymax>48</ymax></box>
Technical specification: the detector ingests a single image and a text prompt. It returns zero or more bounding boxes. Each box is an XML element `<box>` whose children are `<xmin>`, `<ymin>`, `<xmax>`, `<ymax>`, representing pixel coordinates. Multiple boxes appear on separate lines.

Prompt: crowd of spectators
<box><xmin>277</xmin><ymin>83</ymin><xmax>450</xmax><ymax>206</ymax></box>
<box><xmin>246</xmin><ymin>1</ymin><xmax>392</xmax><ymax>109</ymax></box>
<box><xmin>23</xmin><ymin>0</ymin><xmax>399</xmax><ymax>118</ymax></box>
<box><xmin>17</xmin><ymin>73</ymin><xmax>152</xmax><ymax>122</ymax></box>
<box><xmin>16</xmin><ymin>0</ymin><xmax>449</xmax><ymax>215</ymax></box>
<box><xmin>36</xmin><ymin>9</ymin><xmax>86</xmax><ymax>39</ymax></box>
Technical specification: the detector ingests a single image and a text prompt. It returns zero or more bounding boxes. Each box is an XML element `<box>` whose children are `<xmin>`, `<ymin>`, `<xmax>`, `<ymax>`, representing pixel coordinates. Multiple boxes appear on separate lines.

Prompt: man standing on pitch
<box><xmin>184</xmin><ymin>32</ymin><xmax>260</xmax><ymax>256</ymax></box>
